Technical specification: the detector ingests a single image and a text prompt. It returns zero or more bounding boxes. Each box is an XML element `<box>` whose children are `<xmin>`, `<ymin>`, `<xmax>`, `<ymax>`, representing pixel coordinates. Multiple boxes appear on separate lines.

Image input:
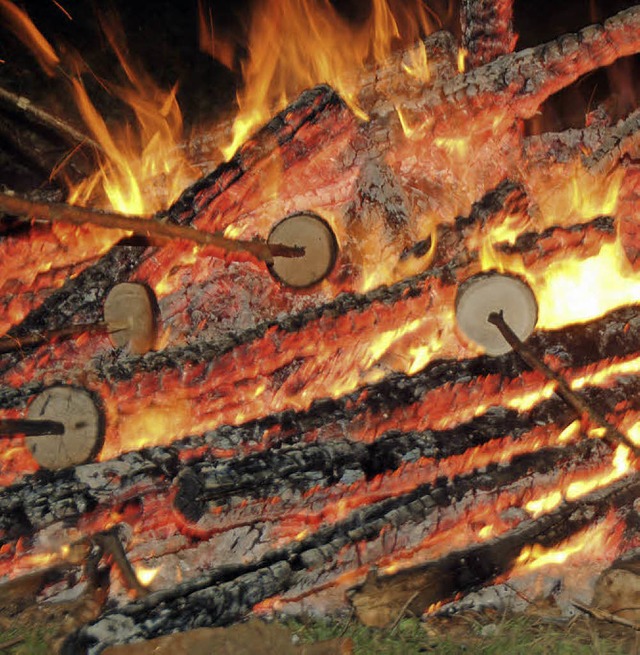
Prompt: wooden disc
<box><xmin>456</xmin><ymin>272</ymin><xmax>538</xmax><ymax>355</ymax></box>
<box><xmin>104</xmin><ymin>283</ymin><xmax>156</xmax><ymax>354</ymax></box>
<box><xmin>26</xmin><ymin>385</ymin><xmax>103</xmax><ymax>470</ymax></box>
<box><xmin>267</xmin><ymin>213</ymin><xmax>337</xmax><ymax>288</ymax></box>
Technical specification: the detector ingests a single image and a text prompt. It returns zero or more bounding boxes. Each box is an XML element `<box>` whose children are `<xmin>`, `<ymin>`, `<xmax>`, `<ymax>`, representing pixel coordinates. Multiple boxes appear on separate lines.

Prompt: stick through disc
<box><xmin>25</xmin><ymin>385</ymin><xmax>103</xmax><ymax>469</ymax></box>
<box><xmin>267</xmin><ymin>213</ymin><xmax>337</xmax><ymax>288</ymax></box>
<box><xmin>455</xmin><ymin>271</ymin><xmax>538</xmax><ymax>355</ymax></box>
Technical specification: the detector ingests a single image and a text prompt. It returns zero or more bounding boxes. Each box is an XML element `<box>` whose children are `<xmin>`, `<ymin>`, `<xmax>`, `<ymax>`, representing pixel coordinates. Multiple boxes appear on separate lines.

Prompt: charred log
<box><xmin>62</xmin><ymin>453</ymin><xmax>640</xmax><ymax>654</ymax></box>
<box><xmin>349</xmin><ymin>473</ymin><xmax>640</xmax><ymax>626</ymax></box>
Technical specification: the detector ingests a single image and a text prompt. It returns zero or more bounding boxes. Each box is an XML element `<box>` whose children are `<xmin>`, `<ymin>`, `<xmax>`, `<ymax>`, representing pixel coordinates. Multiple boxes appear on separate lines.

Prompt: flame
<box><xmin>135</xmin><ymin>564</ymin><xmax>160</xmax><ymax>587</ymax></box>
<box><xmin>457</xmin><ymin>47</ymin><xmax>467</xmax><ymax>73</ymax></box>
<box><xmin>526</xmin><ymin>443</ymin><xmax>635</xmax><ymax>518</ymax></box>
<box><xmin>479</xmin><ymin>166</ymin><xmax>638</xmax><ymax>332</ymax></box>
<box><xmin>201</xmin><ymin>0</ymin><xmax>436</xmax><ymax>159</ymax></box>
<box><xmin>0</xmin><ymin>0</ymin><xmax>60</xmax><ymax>75</ymax></box>
<box><xmin>513</xmin><ymin>512</ymin><xmax>623</xmax><ymax>574</ymax></box>
<box><xmin>2</xmin><ymin>2</ymin><xmax>197</xmax><ymax>215</ymax></box>
<box><xmin>66</xmin><ymin>17</ymin><xmax>198</xmax><ymax>214</ymax></box>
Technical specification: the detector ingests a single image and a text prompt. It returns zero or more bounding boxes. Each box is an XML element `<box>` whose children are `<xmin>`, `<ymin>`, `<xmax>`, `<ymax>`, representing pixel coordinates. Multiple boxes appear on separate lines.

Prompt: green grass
<box><xmin>286</xmin><ymin>613</ymin><xmax>637</xmax><ymax>655</ymax></box>
<box><xmin>0</xmin><ymin>628</ymin><xmax>49</xmax><ymax>655</ymax></box>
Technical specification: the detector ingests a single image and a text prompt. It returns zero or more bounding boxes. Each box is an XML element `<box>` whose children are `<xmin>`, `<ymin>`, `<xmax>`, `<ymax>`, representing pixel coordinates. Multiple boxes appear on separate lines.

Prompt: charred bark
<box><xmin>61</xmin><ymin>458</ymin><xmax>640</xmax><ymax>654</ymax></box>
<box><xmin>460</xmin><ymin>0</ymin><xmax>516</xmax><ymax>68</ymax></box>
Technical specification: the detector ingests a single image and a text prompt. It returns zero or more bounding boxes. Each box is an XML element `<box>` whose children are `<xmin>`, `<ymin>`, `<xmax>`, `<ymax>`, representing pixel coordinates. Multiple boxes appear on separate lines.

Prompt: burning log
<box><xmin>460</xmin><ymin>0</ymin><xmax>516</xmax><ymax>68</ymax></box>
<box><xmin>422</xmin><ymin>6</ymin><xmax>640</xmax><ymax>127</ymax></box>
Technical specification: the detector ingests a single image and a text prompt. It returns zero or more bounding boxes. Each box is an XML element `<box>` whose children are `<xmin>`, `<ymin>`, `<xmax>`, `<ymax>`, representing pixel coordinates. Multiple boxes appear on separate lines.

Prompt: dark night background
<box><xmin>0</xmin><ymin>0</ymin><xmax>637</xmax><ymax>194</ymax></box>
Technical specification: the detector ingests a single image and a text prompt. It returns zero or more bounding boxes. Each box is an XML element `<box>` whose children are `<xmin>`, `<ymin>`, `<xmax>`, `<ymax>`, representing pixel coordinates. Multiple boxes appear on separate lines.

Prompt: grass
<box><xmin>0</xmin><ymin>628</ymin><xmax>49</xmax><ymax>655</ymax></box>
<box><xmin>286</xmin><ymin>612</ymin><xmax>639</xmax><ymax>655</ymax></box>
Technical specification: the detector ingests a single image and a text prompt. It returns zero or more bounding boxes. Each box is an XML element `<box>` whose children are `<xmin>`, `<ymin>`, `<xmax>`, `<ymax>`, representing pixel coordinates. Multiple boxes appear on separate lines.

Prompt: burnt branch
<box><xmin>405</xmin><ymin>6</ymin><xmax>640</xmax><ymax>132</ymax></box>
<box><xmin>460</xmin><ymin>0</ymin><xmax>516</xmax><ymax>67</ymax></box>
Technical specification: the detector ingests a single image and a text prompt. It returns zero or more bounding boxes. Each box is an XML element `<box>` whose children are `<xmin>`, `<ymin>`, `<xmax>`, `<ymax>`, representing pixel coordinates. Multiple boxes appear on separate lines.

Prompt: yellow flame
<box><xmin>571</xmin><ymin>356</ymin><xmax>640</xmax><ymax>390</ymax></box>
<box><xmin>457</xmin><ymin>47</ymin><xmax>467</xmax><ymax>73</ymax></box>
<box><xmin>566</xmin><ymin>444</ymin><xmax>631</xmax><ymax>500</ymax></box>
<box><xmin>525</xmin><ymin>491</ymin><xmax>562</xmax><ymax>518</ymax></box>
<box><xmin>3</xmin><ymin>4</ymin><xmax>197</xmax><ymax>216</ymax></box>
<box><xmin>558</xmin><ymin>420</ymin><xmax>581</xmax><ymax>443</ymax></box>
<box><xmin>135</xmin><ymin>564</ymin><xmax>160</xmax><ymax>587</ymax></box>
<box><xmin>478</xmin><ymin>524</ymin><xmax>494</xmax><ymax>539</ymax></box>
<box><xmin>208</xmin><ymin>0</ymin><xmax>435</xmax><ymax>159</ymax></box>
<box><xmin>527</xmin><ymin>443</ymin><xmax>634</xmax><ymax>520</ymax></box>
<box><xmin>535</xmin><ymin>241</ymin><xmax>640</xmax><ymax>329</ymax></box>
<box><xmin>433</xmin><ymin>136</ymin><xmax>469</xmax><ymax>158</ymax></box>
<box><xmin>514</xmin><ymin>515</ymin><xmax>620</xmax><ymax>574</ymax></box>
<box><xmin>402</xmin><ymin>40</ymin><xmax>430</xmax><ymax>83</ymax></box>
<box><xmin>504</xmin><ymin>383</ymin><xmax>556</xmax><ymax>412</ymax></box>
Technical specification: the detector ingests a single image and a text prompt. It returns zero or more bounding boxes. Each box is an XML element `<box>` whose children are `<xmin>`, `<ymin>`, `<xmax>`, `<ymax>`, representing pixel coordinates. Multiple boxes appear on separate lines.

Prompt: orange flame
<box><xmin>2</xmin><ymin>2</ymin><xmax>197</xmax><ymax>215</ymax></box>
<box><xmin>0</xmin><ymin>0</ymin><xmax>60</xmax><ymax>75</ymax></box>
<box><xmin>201</xmin><ymin>0</ymin><xmax>436</xmax><ymax>159</ymax></box>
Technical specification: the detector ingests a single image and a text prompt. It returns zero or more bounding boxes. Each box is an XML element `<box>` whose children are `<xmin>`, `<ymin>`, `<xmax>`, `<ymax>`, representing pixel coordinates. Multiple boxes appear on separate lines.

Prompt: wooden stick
<box><xmin>0</xmin><ymin>418</ymin><xmax>65</xmax><ymax>437</ymax></box>
<box><xmin>572</xmin><ymin>599</ymin><xmax>640</xmax><ymax>631</ymax></box>
<box><xmin>0</xmin><ymin>322</ymin><xmax>116</xmax><ymax>354</ymax></box>
<box><xmin>488</xmin><ymin>310</ymin><xmax>640</xmax><ymax>457</ymax></box>
<box><xmin>0</xmin><ymin>191</ymin><xmax>304</xmax><ymax>263</ymax></box>
<box><xmin>0</xmin><ymin>85</ymin><xmax>105</xmax><ymax>155</ymax></box>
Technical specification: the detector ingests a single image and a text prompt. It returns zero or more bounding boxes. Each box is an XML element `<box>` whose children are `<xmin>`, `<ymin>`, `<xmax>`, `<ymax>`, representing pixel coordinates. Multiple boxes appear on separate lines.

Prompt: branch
<box><xmin>0</xmin><ymin>192</ymin><xmax>303</xmax><ymax>263</ymax></box>
<box><xmin>572</xmin><ymin>599</ymin><xmax>640</xmax><ymax>631</ymax></box>
<box><xmin>0</xmin><ymin>85</ymin><xmax>105</xmax><ymax>156</ymax></box>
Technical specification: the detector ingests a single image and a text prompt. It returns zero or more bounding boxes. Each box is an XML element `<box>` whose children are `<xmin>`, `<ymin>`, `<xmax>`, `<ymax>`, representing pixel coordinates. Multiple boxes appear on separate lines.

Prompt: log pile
<box><xmin>0</xmin><ymin>1</ymin><xmax>639</xmax><ymax>653</ymax></box>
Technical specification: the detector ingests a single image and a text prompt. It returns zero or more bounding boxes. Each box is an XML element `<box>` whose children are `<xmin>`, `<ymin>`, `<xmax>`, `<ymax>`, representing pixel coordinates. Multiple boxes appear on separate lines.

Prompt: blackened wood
<box><xmin>488</xmin><ymin>310</ymin><xmax>640</xmax><ymax>455</ymax></box>
<box><xmin>460</xmin><ymin>0</ymin><xmax>516</xmax><ymax>68</ymax></box>
<box><xmin>348</xmin><ymin>473</ymin><xmax>640</xmax><ymax>627</ymax></box>
<box><xmin>63</xmin><ymin>448</ymin><xmax>638</xmax><ymax>654</ymax></box>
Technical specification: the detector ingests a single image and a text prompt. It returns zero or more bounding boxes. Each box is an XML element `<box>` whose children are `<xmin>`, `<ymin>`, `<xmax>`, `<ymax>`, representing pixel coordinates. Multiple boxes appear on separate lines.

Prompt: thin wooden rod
<box><xmin>0</xmin><ymin>85</ymin><xmax>104</xmax><ymax>155</ymax></box>
<box><xmin>0</xmin><ymin>191</ymin><xmax>303</xmax><ymax>263</ymax></box>
<box><xmin>0</xmin><ymin>418</ymin><xmax>65</xmax><ymax>437</ymax></box>
<box><xmin>0</xmin><ymin>321</ymin><xmax>116</xmax><ymax>354</ymax></box>
<box><xmin>488</xmin><ymin>310</ymin><xmax>640</xmax><ymax>457</ymax></box>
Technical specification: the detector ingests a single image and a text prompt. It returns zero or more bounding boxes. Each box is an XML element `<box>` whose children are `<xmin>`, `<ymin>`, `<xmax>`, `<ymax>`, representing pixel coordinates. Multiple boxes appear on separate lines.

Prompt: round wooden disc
<box><xmin>26</xmin><ymin>385</ymin><xmax>103</xmax><ymax>470</ymax></box>
<box><xmin>456</xmin><ymin>272</ymin><xmax>538</xmax><ymax>356</ymax></box>
<box><xmin>104</xmin><ymin>283</ymin><xmax>156</xmax><ymax>355</ymax></box>
<box><xmin>267</xmin><ymin>213</ymin><xmax>337</xmax><ymax>288</ymax></box>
